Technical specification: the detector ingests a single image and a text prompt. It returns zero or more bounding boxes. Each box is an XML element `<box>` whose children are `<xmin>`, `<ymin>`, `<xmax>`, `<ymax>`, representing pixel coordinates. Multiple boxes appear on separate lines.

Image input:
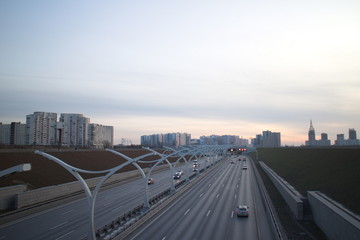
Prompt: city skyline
<box><xmin>1</xmin><ymin>1</ymin><xmax>359</xmax><ymax>146</ymax></box>
<box><xmin>1</xmin><ymin>111</ymin><xmax>358</xmax><ymax>146</ymax></box>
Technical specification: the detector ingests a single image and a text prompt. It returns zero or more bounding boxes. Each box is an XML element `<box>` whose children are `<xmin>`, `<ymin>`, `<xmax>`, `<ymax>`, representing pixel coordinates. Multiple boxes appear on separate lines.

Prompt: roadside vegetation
<box><xmin>251</xmin><ymin>147</ymin><xmax>360</xmax><ymax>215</ymax></box>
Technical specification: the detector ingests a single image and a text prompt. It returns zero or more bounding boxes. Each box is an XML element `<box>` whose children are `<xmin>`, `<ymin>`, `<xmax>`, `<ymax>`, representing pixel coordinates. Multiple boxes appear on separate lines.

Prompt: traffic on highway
<box><xmin>0</xmin><ymin>153</ymin><xmax>280</xmax><ymax>240</ymax></box>
<box><xmin>125</xmin><ymin>155</ymin><xmax>279</xmax><ymax>240</ymax></box>
<box><xmin>0</xmin><ymin>155</ymin><xmax>210</xmax><ymax>239</ymax></box>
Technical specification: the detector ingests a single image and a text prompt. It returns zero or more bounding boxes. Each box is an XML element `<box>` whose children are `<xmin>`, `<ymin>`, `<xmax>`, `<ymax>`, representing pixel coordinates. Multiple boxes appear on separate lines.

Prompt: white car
<box><xmin>235</xmin><ymin>205</ymin><xmax>249</xmax><ymax>217</ymax></box>
<box><xmin>242</xmin><ymin>165</ymin><xmax>247</xmax><ymax>170</ymax></box>
<box><xmin>175</xmin><ymin>170</ymin><xmax>184</xmax><ymax>176</ymax></box>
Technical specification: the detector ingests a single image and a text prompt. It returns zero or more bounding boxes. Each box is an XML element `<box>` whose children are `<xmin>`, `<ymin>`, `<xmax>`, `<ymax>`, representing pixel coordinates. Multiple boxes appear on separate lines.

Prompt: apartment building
<box><xmin>141</xmin><ymin>133</ymin><xmax>191</xmax><ymax>147</ymax></box>
<box><xmin>26</xmin><ymin>112</ymin><xmax>57</xmax><ymax>145</ymax></box>
<box><xmin>58</xmin><ymin>113</ymin><xmax>90</xmax><ymax>146</ymax></box>
<box><xmin>88</xmin><ymin>124</ymin><xmax>114</xmax><ymax>148</ymax></box>
<box><xmin>0</xmin><ymin>112</ymin><xmax>114</xmax><ymax>148</ymax></box>
<box><xmin>0</xmin><ymin>122</ymin><xmax>26</xmax><ymax>145</ymax></box>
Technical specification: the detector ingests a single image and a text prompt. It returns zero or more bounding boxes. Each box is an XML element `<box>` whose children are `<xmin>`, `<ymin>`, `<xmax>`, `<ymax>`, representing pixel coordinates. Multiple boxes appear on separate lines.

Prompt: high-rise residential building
<box><xmin>26</xmin><ymin>112</ymin><xmax>57</xmax><ymax>145</ymax></box>
<box><xmin>58</xmin><ymin>113</ymin><xmax>90</xmax><ymax>146</ymax></box>
<box><xmin>0</xmin><ymin>122</ymin><xmax>9</xmax><ymax>145</ymax></box>
<box><xmin>141</xmin><ymin>134</ymin><xmax>164</xmax><ymax>147</ymax></box>
<box><xmin>88</xmin><ymin>124</ymin><xmax>114</xmax><ymax>148</ymax></box>
<box><xmin>261</xmin><ymin>130</ymin><xmax>281</xmax><ymax>147</ymax></box>
<box><xmin>141</xmin><ymin>133</ymin><xmax>191</xmax><ymax>147</ymax></box>
<box><xmin>199</xmin><ymin>134</ymin><xmax>249</xmax><ymax>146</ymax></box>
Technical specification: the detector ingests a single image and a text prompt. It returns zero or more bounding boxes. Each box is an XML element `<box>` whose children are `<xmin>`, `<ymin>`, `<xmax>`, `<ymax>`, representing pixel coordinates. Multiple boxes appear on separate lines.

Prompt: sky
<box><xmin>1</xmin><ymin>0</ymin><xmax>360</xmax><ymax>146</ymax></box>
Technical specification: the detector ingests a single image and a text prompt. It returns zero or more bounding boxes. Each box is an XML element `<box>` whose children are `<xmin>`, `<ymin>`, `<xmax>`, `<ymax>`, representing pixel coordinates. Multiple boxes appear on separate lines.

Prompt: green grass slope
<box><xmin>253</xmin><ymin>148</ymin><xmax>360</xmax><ymax>215</ymax></box>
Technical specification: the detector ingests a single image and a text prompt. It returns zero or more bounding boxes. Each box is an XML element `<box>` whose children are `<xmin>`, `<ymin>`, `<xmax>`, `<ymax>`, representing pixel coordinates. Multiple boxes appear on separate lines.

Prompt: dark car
<box><xmin>173</xmin><ymin>174</ymin><xmax>181</xmax><ymax>179</ymax></box>
<box><xmin>147</xmin><ymin>178</ymin><xmax>155</xmax><ymax>184</ymax></box>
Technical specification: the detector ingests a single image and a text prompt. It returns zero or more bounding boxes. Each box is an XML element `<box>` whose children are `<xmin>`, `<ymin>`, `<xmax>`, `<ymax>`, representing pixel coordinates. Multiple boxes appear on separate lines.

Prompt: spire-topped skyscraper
<box><xmin>305</xmin><ymin>120</ymin><xmax>331</xmax><ymax>146</ymax></box>
<box><xmin>308</xmin><ymin>120</ymin><xmax>316</xmax><ymax>142</ymax></box>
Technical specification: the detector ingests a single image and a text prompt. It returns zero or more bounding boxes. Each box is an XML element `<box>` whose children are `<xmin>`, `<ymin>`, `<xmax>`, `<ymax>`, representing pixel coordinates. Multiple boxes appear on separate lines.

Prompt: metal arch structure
<box><xmin>105</xmin><ymin>149</ymin><xmax>161</xmax><ymax>209</ymax></box>
<box><xmin>163</xmin><ymin>146</ymin><xmax>192</xmax><ymax>181</ymax></box>
<box><xmin>142</xmin><ymin>146</ymin><xmax>200</xmax><ymax>192</ymax></box>
<box><xmin>33</xmin><ymin>145</ymin><xmax>240</xmax><ymax>240</ymax></box>
<box><xmin>34</xmin><ymin>150</ymin><xmax>156</xmax><ymax>240</ymax></box>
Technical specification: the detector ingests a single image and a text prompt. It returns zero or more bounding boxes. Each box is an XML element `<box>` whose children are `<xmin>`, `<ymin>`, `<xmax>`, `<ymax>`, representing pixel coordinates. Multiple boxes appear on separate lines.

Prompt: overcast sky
<box><xmin>1</xmin><ymin>0</ymin><xmax>359</xmax><ymax>145</ymax></box>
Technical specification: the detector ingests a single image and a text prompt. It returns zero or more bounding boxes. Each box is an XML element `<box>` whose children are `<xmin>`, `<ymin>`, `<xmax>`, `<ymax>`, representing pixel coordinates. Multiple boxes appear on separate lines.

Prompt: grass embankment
<box><xmin>253</xmin><ymin>148</ymin><xmax>360</xmax><ymax>215</ymax></box>
<box><xmin>0</xmin><ymin>149</ymin><xmax>173</xmax><ymax>189</ymax></box>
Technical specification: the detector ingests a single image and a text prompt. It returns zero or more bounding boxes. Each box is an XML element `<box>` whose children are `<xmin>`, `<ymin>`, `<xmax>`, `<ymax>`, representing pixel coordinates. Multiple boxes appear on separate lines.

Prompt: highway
<box><xmin>0</xmin><ymin>157</ymin><xmax>211</xmax><ymax>240</ymax></box>
<box><xmin>125</xmin><ymin>156</ymin><xmax>279</xmax><ymax>240</ymax></box>
<box><xmin>0</xmin><ymin>155</ymin><xmax>280</xmax><ymax>240</ymax></box>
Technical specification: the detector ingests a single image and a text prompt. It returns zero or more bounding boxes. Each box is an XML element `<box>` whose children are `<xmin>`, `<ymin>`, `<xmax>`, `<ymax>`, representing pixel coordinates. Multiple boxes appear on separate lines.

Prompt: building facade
<box><xmin>26</xmin><ymin>112</ymin><xmax>58</xmax><ymax>145</ymax></box>
<box><xmin>58</xmin><ymin>113</ymin><xmax>90</xmax><ymax>146</ymax></box>
<box><xmin>88</xmin><ymin>124</ymin><xmax>114</xmax><ymax>148</ymax></box>
<box><xmin>199</xmin><ymin>135</ymin><xmax>249</xmax><ymax>146</ymax></box>
<box><xmin>259</xmin><ymin>130</ymin><xmax>281</xmax><ymax>147</ymax></box>
<box><xmin>334</xmin><ymin>129</ymin><xmax>360</xmax><ymax>146</ymax></box>
<box><xmin>305</xmin><ymin>120</ymin><xmax>331</xmax><ymax>146</ymax></box>
<box><xmin>0</xmin><ymin>112</ymin><xmax>113</xmax><ymax>148</ymax></box>
<box><xmin>141</xmin><ymin>133</ymin><xmax>191</xmax><ymax>147</ymax></box>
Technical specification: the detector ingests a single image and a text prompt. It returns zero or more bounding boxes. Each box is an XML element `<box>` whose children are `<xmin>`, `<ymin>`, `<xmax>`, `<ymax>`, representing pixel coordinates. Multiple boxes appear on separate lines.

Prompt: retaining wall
<box><xmin>15</xmin><ymin>169</ymin><xmax>142</xmax><ymax>209</ymax></box>
<box><xmin>14</xmin><ymin>163</ymin><xmax>170</xmax><ymax>209</ymax></box>
<box><xmin>308</xmin><ymin>191</ymin><xmax>360</xmax><ymax>240</ymax></box>
<box><xmin>259</xmin><ymin>161</ymin><xmax>304</xmax><ymax>220</ymax></box>
<box><xmin>0</xmin><ymin>185</ymin><xmax>27</xmax><ymax>210</ymax></box>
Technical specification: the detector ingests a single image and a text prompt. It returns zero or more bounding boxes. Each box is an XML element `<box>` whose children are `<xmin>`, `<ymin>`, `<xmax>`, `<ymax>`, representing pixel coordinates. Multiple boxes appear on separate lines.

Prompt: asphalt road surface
<box><xmin>125</xmin><ymin>156</ymin><xmax>279</xmax><ymax>240</ymax></box>
<box><xmin>0</xmin><ymin>157</ymin><xmax>211</xmax><ymax>240</ymax></box>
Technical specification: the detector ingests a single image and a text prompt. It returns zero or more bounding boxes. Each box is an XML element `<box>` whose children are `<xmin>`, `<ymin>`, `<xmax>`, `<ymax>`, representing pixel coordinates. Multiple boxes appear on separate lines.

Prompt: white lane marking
<box><xmin>184</xmin><ymin>209</ymin><xmax>190</xmax><ymax>215</ymax></box>
<box><xmin>207</xmin><ymin>210</ymin><xmax>211</xmax><ymax>217</ymax></box>
<box><xmin>162</xmin><ymin>237</ymin><xmax>166</xmax><ymax>240</ymax></box>
<box><xmin>61</xmin><ymin>209</ymin><xmax>74</xmax><ymax>215</ymax></box>
<box><xmin>50</xmin><ymin>221</ymin><xmax>68</xmax><ymax>230</ymax></box>
<box><xmin>216</xmin><ymin>194</ymin><xmax>219</xmax><ymax>199</ymax></box>
<box><xmin>222</xmin><ymin>184</ymin><xmax>225</xmax><ymax>187</ymax></box>
<box><xmin>209</xmin><ymin>184</ymin><xmax>212</xmax><ymax>187</ymax></box>
<box><xmin>231</xmin><ymin>211</ymin><xmax>234</xmax><ymax>218</ymax></box>
<box><xmin>236</xmin><ymin>184</ymin><xmax>239</xmax><ymax>188</ymax></box>
<box><xmin>103</xmin><ymin>200</ymin><xmax>115</xmax><ymax>206</ymax></box>
<box><xmin>235</xmin><ymin>194</ymin><xmax>237</xmax><ymax>199</ymax></box>
<box><xmin>55</xmin><ymin>230</ymin><xmax>74</xmax><ymax>240</ymax></box>
<box><xmin>112</xmin><ymin>206</ymin><xmax>122</xmax><ymax>212</ymax></box>
<box><xmin>199</xmin><ymin>193</ymin><xmax>204</xmax><ymax>198</ymax></box>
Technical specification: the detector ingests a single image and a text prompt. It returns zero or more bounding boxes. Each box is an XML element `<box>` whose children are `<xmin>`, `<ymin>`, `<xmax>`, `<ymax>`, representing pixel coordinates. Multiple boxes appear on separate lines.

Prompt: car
<box><xmin>193</xmin><ymin>163</ymin><xmax>199</xmax><ymax>167</ymax></box>
<box><xmin>231</xmin><ymin>161</ymin><xmax>235</xmax><ymax>164</ymax></box>
<box><xmin>193</xmin><ymin>168</ymin><xmax>199</xmax><ymax>172</ymax></box>
<box><xmin>235</xmin><ymin>205</ymin><xmax>249</xmax><ymax>217</ymax></box>
<box><xmin>147</xmin><ymin>178</ymin><xmax>155</xmax><ymax>184</ymax></box>
<box><xmin>175</xmin><ymin>170</ymin><xmax>184</xmax><ymax>176</ymax></box>
<box><xmin>242</xmin><ymin>165</ymin><xmax>247</xmax><ymax>170</ymax></box>
<box><xmin>173</xmin><ymin>174</ymin><xmax>181</xmax><ymax>179</ymax></box>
